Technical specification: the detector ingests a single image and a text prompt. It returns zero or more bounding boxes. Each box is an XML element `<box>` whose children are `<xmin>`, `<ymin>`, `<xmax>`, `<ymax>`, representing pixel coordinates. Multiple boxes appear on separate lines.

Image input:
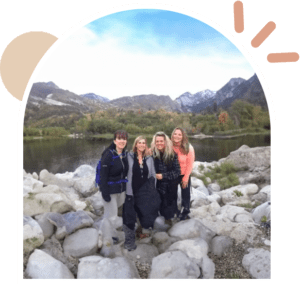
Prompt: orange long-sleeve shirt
<box><xmin>173</xmin><ymin>144</ymin><xmax>195</xmax><ymax>183</ymax></box>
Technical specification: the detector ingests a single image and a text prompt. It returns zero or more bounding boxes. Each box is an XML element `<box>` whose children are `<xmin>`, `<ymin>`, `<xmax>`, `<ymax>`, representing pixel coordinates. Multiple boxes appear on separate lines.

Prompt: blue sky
<box><xmin>36</xmin><ymin>9</ymin><xmax>255</xmax><ymax>100</ymax></box>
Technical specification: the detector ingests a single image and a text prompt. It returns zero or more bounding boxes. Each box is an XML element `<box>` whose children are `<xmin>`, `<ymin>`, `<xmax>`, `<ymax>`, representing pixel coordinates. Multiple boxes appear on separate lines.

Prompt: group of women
<box><xmin>98</xmin><ymin>128</ymin><xmax>195</xmax><ymax>251</ymax></box>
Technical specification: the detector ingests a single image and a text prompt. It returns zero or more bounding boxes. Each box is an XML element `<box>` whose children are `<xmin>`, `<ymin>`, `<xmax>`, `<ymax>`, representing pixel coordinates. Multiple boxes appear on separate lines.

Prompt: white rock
<box><xmin>78</xmin><ymin>256</ymin><xmax>140</xmax><ymax>279</ymax></box>
<box><xmin>251</xmin><ymin>185</ymin><xmax>271</xmax><ymax>203</ymax></box>
<box><xmin>217</xmin><ymin>184</ymin><xmax>259</xmax><ymax>205</ymax></box>
<box><xmin>207</xmin><ymin>183</ymin><xmax>221</xmax><ymax>194</ymax></box>
<box><xmin>124</xmin><ymin>243</ymin><xmax>159</xmax><ymax>265</ymax></box>
<box><xmin>23</xmin><ymin>185</ymin><xmax>75</xmax><ymax>216</ymax></box>
<box><xmin>168</xmin><ymin>218</ymin><xmax>215</xmax><ymax>246</ymax></box>
<box><xmin>74</xmin><ymin>200</ymin><xmax>87</xmax><ymax>211</ymax></box>
<box><xmin>74</xmin><ymin>175</ymin><xmax>97</xmax><ymax>197</ymax></box>
<box><xmin>32</xmin><ymin>172</ymin><xmax>39</xmax><ymax>180</ymax></box>
<box><xmin>242</xmin><ymin>248</ymin><xmax>270</xmax><ymax>279</ymax></box>
<box><xmin>191</xmin><ymin>191</ymin><xmax>210</xmax><ymax>208</ymax></box>
<box><xmin>191</xmin><ymin>177</ymin><xmax>204</xmax><ymax>188</ymax></box>
<box><xmin>23</xmin><ymin>216</ymin><xmax>44</xmax><ymax>253</ymax></box>
<box><xmin>252</xmin><ymin>201</ymin><xmax>271</xmax><ymax>224</ymax></box>
<box><xmin>149</xmin><ymin>251</ymin><xmax>200</xmax><ymax>279</ymax></box>
<box><xmin>63</xmin><ymin>228</ymin><xmax>99</xmax><ymax>258</ymax></box>
<box><xmin>39</xmin><ymin>169</ymin><xmax>73</xmax><ymax>187</ymax></box>
<box><xmin>207</xmin><ymin>193</ymin><xmax>221</xmax><ymax>204</ymax></box>
<box><xmin>73</xmin><ymin>165</ymin><xmax>94</xmax><ymax>178</ymax></box>
<box><xmin>25</xmin><ymin>249</ymin><xmax>74</xmax><ymax>279</ymax></box>
<box><xmin>194</xmin><ymin>185</ymin><xmax>210</xmax><ymax>196</ymax></box>
<box><xmin>35</xmin><ymin>213</ymin><xmax>55</xmax><ymax>240</ymax></box>
<box><xmin>201</xmin><ymin>255</ymin><xmax>215</xmax><ymax>279</ymax></box>
<box><xmin>23</xmin><ymin>176</ymin><xmax>43</xmax><ymax>196</ymax></box>
<box><xmin>211</xmin><ymin>236</ymin><xmax>234</xmax><ymax>257</ymax></box>
<box><xmin>167</xmin><ymin>238</ymin><xmax>209</xmax><ymax>266</ymax></box>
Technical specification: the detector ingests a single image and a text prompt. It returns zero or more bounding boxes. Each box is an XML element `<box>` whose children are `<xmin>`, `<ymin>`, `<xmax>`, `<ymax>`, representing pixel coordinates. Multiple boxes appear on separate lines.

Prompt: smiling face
<box><xmin>172</xmin><ymin>129</ymin><xmax>183</xmax><ymax>145</ymax></box>
<box><xmin>136</xmin><ymin>139</ymin><xmax>146</xmax><ymax>153</ymax></box>
<box><xmin>155</xmin><ymin>135</ymin><xmax>165</xmax><ymax>152</ymax></box>
<box><xmin>114</xmin><ymin>137</ymin><xmax>127</xmax><ymax>152</ymax></box>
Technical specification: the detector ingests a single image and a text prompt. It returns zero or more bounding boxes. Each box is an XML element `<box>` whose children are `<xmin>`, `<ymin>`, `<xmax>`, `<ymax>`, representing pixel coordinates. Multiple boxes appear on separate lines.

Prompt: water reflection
<box><xmin>23</xmin><ymin>134</ymin><xmax>270</xmax><ymax>174</ymax></box>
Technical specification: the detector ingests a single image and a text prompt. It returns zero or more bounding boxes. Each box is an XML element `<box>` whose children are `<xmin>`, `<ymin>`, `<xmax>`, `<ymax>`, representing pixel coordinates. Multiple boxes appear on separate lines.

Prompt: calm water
<box><xmin>23</xmin><ymin>134</ymin><xmax>270</xmax><ymax>174</ymax></box>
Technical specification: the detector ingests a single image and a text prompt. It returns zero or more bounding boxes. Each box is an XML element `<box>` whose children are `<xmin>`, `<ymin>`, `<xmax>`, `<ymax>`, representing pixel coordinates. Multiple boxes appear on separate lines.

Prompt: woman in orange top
<box><xmin>171</xmin><ymin>127</ymin><xmax>195</xmax><ymax>220</ymax></box>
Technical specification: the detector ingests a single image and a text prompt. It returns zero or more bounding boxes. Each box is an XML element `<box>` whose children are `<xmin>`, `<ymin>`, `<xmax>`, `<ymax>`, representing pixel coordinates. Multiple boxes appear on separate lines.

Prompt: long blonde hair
<box><xmin>151</xmin><ymin>132</ymin><xmax>175</xmax><ymax>164</ymax></box>
<box><xmin>171</xmin><ymin>127</ymin><xmax>190</xmax><ymax>155</ymax></box>
<box><xmin>132</xmin><ymin>136</ymin><xmax>149</xmax><ymax>158</ymax></box>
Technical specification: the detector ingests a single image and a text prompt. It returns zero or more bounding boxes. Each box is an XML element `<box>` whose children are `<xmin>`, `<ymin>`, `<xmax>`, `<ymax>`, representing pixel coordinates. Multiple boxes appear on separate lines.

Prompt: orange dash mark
<box><xmin>234</xmin><ymin>1</ymin><xmax>244</xmax><ymax>33</ymax></box>
<box><xmin>267</xmin><ymin>53</ymin><xmax>299</xmax><ymax>63</ymax></box>
<box><xmin>251</xmin><ymin>22</ymin><xmax>276</xmax><ymax>48</ymax></box>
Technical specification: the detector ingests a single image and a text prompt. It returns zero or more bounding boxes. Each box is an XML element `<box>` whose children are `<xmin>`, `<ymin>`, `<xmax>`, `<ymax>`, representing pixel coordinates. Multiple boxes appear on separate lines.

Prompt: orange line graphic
<box><xmin>251</xmin><ymin>22</ymin><xmax>276</xmax><ymax>48</ymax></box>
<box><xmin>234</xmin><ymin>1</ymin><xmax>244</xmax><ymax>33</ymax></box>
<box><xmin>267</xmin><ymin>53</ymin><xmax>299</xmax><ymax>63</ymax></box>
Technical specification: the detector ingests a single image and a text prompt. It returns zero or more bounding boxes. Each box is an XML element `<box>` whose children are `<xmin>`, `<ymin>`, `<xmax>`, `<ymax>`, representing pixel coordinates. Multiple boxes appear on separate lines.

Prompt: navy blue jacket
<box><xmin>99</xmin><ymin>142</ymin><xmax>128</xmax><ymax>200</ymax></box>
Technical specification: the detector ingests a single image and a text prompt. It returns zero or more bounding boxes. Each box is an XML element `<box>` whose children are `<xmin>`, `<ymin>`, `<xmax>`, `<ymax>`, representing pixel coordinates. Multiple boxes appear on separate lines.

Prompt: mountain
<box><xmin>24</xmin><ymin>82</ymin><xmax>109</xmax><ymax>127</ymax></box>
<box><xmin>109</xmin><ymin>94</ymin><xmax>183</xmax><ymax>112</ymax></box>
<box><xmin>217</xmin><ymin>74</ymin><xmax>268</xmax><ymax>110</ymax></box>
<box><xmin>24</xmin><ymin>75</ymin><xmax>267</xmax><ymax>128</ymax></box>
<box><xmin>80</xmin><ymin>93</ymin><xmax>110</xmax><ymax>102</ymax></box>
<box><xmin>176</xmin><ymin>90</ymin><xmax>216</xmax><ymax>112</ymax></box>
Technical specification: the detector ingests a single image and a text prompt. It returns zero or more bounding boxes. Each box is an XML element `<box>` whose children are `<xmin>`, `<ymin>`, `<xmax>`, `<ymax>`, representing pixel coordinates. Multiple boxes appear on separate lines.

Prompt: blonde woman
<box><xmin>171</xmin><ymin>127</ymin><xmax>195</xmax><ymax>221</ymax></box>
<box><xmin>151</xmin><ymin>132</ymin><xmax>181</xmax><ymax>223</ymax></box>
<box><xmin>122</xmin><ymin>136</ymin><xmax>159</xmax><ymax>251</ymax></box>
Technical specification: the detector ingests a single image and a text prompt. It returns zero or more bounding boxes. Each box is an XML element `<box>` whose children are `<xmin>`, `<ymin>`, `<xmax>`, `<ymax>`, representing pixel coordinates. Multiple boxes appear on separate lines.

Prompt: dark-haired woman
<box><xmin>99</xmin><ymin>130</ymin><xmax>129</xmax><ymax>226</ymax></box>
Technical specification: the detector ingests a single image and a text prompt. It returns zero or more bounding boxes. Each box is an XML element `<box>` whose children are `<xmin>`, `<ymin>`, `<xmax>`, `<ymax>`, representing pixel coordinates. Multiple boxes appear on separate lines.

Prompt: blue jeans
<box><xmin>180</xmin><ymin>175</ymin><xmax>191</xmax><ymax>214</ymax></box>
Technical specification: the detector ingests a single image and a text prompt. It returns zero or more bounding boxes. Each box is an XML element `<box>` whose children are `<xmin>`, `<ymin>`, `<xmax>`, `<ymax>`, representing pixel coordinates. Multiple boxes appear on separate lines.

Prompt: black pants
<box><xmin>180</xmin><ymin>175</ymin><xmax>191</xmax><ymax>214</ymax></box>
<box><xmin>122</xmin><ymin>195</ymin><xmax>156</xmax><ymax>230</ymax></box>
<box><xmin>158</xmin><ymin>179</ymin><xmax>179</xmax><ymax>220</ymax></box>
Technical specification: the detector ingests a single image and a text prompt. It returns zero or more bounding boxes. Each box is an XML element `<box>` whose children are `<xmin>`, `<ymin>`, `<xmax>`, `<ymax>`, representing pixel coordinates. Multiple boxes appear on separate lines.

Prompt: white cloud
<box><xmin>36</xmin><ymin>26</ymin><xmax>255</xmax><ymax>100</ymax></box>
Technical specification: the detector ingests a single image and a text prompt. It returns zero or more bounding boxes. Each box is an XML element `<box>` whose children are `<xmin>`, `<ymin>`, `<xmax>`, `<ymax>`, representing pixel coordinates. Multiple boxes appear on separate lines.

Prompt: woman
<box><xmin>122</xmin><ymin>136</ymin><xmax>159</xmax><ymax>251</ymax></box>
<box><xmin>171</xmin><ymin>127</ymin><xmax>195</xmax><ymax>221</ymax></box>
<box><xmin>151</xmin><ymin>132</ymin><xmax>181</xmax><ymax>224</ymax></box>
<box><xmin>99</xmin><ymin>130</ymin><xmax>129</xmax><ymax>225</ymax></box>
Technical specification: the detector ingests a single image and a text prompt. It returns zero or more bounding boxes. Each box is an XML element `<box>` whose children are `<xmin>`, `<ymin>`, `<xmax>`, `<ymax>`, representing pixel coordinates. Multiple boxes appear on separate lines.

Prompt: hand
<box><xmin>102</xmin><ymin>193</ymin><xmax>111</xmax><ymax>202</ymax></box>
<box><xmin>156</xmin><ymin>174</ymin><xmax>163</xmax><ymax>180</ymax></box>
<box><xmin>182</xmin><ymin>180</ymin><xmax>188</xmax><ymax>189</ymax></box>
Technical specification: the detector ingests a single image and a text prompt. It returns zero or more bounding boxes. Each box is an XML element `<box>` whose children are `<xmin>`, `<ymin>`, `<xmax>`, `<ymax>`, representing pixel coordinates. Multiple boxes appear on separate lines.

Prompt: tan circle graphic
<box><xmin>0</xmin><ymin>32</ymin><xmax>57</xmax><ymax>101</ymax></box>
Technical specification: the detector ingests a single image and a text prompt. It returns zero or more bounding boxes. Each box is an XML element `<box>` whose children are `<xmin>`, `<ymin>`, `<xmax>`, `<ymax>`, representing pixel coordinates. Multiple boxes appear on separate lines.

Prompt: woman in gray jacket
<box><xmin>122</xmin><ymin>136</ymin><xmax>159</xmax><ymax>251</ymax></box>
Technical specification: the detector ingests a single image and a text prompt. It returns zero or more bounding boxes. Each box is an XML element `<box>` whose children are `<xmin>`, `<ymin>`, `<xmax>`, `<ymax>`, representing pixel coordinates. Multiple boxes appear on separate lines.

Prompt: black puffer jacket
<box><xmin>99</xmin><ymin>142</ymin><xmax>129</xmax><ymax>200</ymax></box>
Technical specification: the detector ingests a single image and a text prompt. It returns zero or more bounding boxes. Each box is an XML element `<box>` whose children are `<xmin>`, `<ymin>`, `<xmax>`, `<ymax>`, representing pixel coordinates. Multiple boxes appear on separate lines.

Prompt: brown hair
<box><xmin>114</xmin><ymin>130</ymin><xmax>128</xmax><ymax>140</ymax></box>
<box><xmin>171</xmin><ymin>127</ymin><xmax>190</xmax><ymax>155</ymax></box>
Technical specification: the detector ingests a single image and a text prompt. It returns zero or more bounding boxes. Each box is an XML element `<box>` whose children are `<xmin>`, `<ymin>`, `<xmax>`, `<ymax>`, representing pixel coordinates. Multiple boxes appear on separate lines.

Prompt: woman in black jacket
<box><xmin>151</xmin><ymin>132</ymin><xmax>181</xmax><ymax>224</ymax></box>
<box><xmin>99</xmin><ymin>130</ymin><xmax>129</xmax><ymax>224</ymax></box>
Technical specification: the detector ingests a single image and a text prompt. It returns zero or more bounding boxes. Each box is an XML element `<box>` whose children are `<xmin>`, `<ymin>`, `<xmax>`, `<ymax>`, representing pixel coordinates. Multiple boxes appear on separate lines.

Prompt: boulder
<box><xmin>201</xmin><ymin>255</ymin><xmax>215</xmax><ymax>279</ymax></box>
<box><xmin>252</xmin><ymin>201</ymin><xmax>271</xmax><ymax>224</ymax></box>
<box><xmin>32</xmin><ymin>172</ymin><xmax>39</xmax><ymax>180</ymax></box>
<box><xmin>152</xmin><ymin>232</ymin><xmax>175</xmax><ymax>253</ymax></box>
<box><xmin>211</xmin><ymin>236</ymin><xmax>234</xmax><ymax>257</ymax></box>
<box><xmin>224</xmin><ymin>145</ymin><xmax>270</xmax><ymax>172</ymax></box>
<box><xmin>74</xmin><ymin>175</ymin><xmax>97</xmax><ymax>197</ymax></box>
<box><xmin>86</xmin><ymin>191</ymin><xmax>104</xmax><ymax>215</ymax></box>
<box><xmin>167</xmin><ymin>237</ymin><xmax>209</xmax><ymax>266</ymax></box>
<box><xmin>47</xmin><ymin>210</ymin><xmax>94</xmax><ymax>239</ymax></box>
<box><xmin>39</xmin><ymin>169</ymin><xmax>73</xmax><ymax>187</ymax></box>
<box><xmin>168</xmin><ymin>218</ymin><xmax>216</xmax><ymax>247</ymax></box>
<box><xmin>123</xmin><ymin>243</ymin><xmax>159</xmax><ymax>265</ymax></box>
<box><xmin>217</xmin><ymin>184</ymin><xmax>259</xmax><ymax>206</ymax></box>
<box><xmin>23</xmin><ymin>176</ymin><xmax>43</xmax><ymax>196</ymax></box>
<box><xmin>207</xmin><ymin>183</ymin><xmax>221</xmax><ymax>194</ymax></box>
<box><xmin>35</xmin><ymin>213</ymin><xmax>55</xmax><ymax>240</ymax></box>
<box><xmin>191</xmin><ymin>205</ymin><xmax>262</xmax><ymax>244</ymax></box>
<box><xmin>23</xmin><ymin>184</ymin><xmax>75</xmax><ymax>216</ymax></box>
<box><xmin>194</xmin><ymin>185</ymin><xmax>210</xmax><ymax>196</ymax></box>
<box><xmin>23</xmin><ymin>216</ymin><xmax>44</xmax><ymax>253</ymax></box>
<box><xmin>149</xmin><ymin>251</ymin><xmax>200</xmax><ymax>279</ymax></box>
<box><xmin>73</xmin><ymin>165</ymin><xmax>94</xmax><ymax>178</ymax></box>
<box><xmin>207</xmin><ymin>193</ymin><xmax>221</xmax><ymax>204</ymax></box>
<box><xmin>191</xmin><ymin>191</ymin><xmax>210</xmax><ymax>208</ymax></box>
<box><xmin>242</xmin><ymin>248</ymin><xmax>270</xmax><ymax>279</ymax></box>
<box><xmin>220</xmin><ymin>204</ymin><xmax>253</xmax><ymax>223</ymax></box>
<box><xmin>25</xmin><ymin>249</ymin><xmax>74</xmax><ymax>279</ymax></box>
<box><xmin>78</xmin><ymin>256</ymin><xmax>140</xmax><ymax>279</ymax></box>
<box><xmin>191</xmin><ymin>177</ymin><xmax>204</xmax><ymax>188</ymax></box>
<box><xmin>237</xmin><ymin>169</ymin><xmax>271</xmax><ymax>186</ymax></box>
<box><xmin>63</xmin><ymin>228</ymin><xmax>99</xmax><ymax>258</ymax></box>
<box><xmin>251</xmin><ymin>185</ymin><xmax>271</xmax><ymax>203</ymax></box>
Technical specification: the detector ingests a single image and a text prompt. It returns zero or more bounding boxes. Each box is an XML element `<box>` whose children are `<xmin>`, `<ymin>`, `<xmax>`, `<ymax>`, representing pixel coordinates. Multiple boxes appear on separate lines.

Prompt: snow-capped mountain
<box><xmin>176</xmin><ymin>90</ymin><xmax>216</xmax><ymax>112</ymax></box>
<box><xmin>80</xmin><ymin>93</ymin><xmax>110</xmax><ymax>103</ymax></box>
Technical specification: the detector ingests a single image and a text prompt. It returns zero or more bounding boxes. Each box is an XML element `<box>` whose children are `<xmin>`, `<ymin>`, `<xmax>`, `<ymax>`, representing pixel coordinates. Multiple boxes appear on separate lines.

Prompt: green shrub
<box><xmin>261</xmin><ymin>215</ymin><xmax>267</xmax><ymax>223</ymax></box>
<box><xmin>233</xmin><ymin>190</ymin><xmax>243</xmax><ymax>197</ymax></box>
<box><xmin>220</xmin><ymin>162</ymin><xmax>237</xmax><ymax>175</ymax></box>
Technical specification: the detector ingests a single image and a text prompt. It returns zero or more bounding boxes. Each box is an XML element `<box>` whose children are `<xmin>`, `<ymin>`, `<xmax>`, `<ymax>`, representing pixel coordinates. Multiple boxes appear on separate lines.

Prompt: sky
<box><xmin>36</xmin><ymin>9</ymin><xmax>255</xmax><ymax>100</ymax></box>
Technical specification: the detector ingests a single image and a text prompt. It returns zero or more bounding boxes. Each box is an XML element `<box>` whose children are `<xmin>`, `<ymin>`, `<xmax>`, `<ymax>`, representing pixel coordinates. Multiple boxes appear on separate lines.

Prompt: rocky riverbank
<box><xmin>23</xmin><ymin>145</ymin><xmax>271</xmax><ymax>279</ymax></box>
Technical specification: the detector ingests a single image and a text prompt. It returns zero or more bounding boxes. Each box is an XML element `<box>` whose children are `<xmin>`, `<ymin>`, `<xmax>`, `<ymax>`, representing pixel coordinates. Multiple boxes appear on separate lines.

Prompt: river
<box><xmin>23</xmin><ymin>134</ymin><xmax>270</xmax><ymax>174</ymax></box>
